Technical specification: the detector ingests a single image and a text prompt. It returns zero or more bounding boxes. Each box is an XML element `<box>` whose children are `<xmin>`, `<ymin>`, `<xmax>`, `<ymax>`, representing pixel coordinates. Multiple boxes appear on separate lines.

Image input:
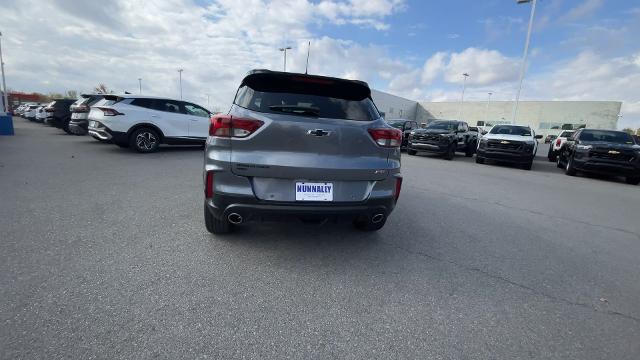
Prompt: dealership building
<box><xmin>371</xmin><ymin>90</ymin><xmax>622</xmax><ymax>135</ymax></box>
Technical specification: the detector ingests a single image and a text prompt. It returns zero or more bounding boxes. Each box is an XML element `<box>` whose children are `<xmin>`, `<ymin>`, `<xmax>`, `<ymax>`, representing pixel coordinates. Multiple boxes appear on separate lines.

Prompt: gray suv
<box><xmin>203</xmin><ymin>70</ymin><xmax>403</xmax><ymax>234</ymax></box>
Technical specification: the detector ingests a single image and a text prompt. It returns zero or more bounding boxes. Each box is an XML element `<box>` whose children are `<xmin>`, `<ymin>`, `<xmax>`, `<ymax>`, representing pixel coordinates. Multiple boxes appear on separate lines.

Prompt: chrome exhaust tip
<box><xmin>371</xmin><ymin>213</ymin><xmax>385</xmax><ymax>223</ymax></box>
<box><xmin>228</xmin><ymin>213</ymin><xmax>243</xmax><ymax>224</ymax></box>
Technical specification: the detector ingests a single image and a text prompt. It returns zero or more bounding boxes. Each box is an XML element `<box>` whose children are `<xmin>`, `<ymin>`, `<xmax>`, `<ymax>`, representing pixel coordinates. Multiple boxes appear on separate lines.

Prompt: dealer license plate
<box><xmin>295</xmin><ymin>182</ymin><xmax>333</xmax><ymax>201</ymax></box>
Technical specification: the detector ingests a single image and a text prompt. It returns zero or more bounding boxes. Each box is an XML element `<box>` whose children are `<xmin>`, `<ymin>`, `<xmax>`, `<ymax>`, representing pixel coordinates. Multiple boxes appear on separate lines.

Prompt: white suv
<box><xmin>87</xmin><ymin>95</ymin><xmax>212</xmax><ymax>152</ymax></box>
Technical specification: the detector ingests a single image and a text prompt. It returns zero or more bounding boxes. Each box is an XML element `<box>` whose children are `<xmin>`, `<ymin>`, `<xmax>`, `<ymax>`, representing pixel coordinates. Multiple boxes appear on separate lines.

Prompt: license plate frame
<box><xmin>295</xmin><ymin>182</ymin><xmax>333</xmax><ymax>202</ymax></box>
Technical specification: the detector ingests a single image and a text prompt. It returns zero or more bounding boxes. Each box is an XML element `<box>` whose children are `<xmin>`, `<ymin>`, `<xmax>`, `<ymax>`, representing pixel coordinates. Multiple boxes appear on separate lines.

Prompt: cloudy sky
<box><xmin>2</xmin><ymin>0</ymin><xmax>639</xmax><ymax>128</ymax></box>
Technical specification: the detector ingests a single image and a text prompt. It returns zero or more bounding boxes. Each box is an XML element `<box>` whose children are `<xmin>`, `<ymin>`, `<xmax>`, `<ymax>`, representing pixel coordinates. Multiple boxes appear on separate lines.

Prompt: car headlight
<box><xmin>576</xmin><ymin>144</ymin><xmax>592</xmax><ymax>150</ymax></box>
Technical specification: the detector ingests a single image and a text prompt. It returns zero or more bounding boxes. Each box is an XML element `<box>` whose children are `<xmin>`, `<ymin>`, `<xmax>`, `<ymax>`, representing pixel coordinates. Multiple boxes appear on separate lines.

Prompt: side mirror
<box><xmin>534</xmin><ymin>135</ymin><xmax>543</xmax><ymax>139</ymax></box>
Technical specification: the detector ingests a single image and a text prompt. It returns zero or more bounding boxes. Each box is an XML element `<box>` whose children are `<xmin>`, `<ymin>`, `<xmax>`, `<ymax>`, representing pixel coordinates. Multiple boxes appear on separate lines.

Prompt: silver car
<box><xmin>203</xmin><ymin>70</ymin><xmax>403</xmax><ymax>234</ymax></box>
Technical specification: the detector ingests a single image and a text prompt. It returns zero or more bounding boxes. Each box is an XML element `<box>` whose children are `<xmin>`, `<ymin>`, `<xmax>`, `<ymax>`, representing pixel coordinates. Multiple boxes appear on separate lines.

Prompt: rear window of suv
<box><xmin>233</xmin><ymin>74</ymin><xmax>380</xmax><ymax>121</ymax></box>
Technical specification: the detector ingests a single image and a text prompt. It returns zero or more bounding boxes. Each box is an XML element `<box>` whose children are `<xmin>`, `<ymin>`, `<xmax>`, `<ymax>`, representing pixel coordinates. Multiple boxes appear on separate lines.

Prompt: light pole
<box><xmin>205</xmin><ymin>93</ymin><xmax>210</xmax><ymax>108</ymax></box>
<box><xmin>279</xmin><ymin>46</ymin><xmax>292</xmax><ymax>72</ymax></box>
<box><xmin>485</xmin><ymin>91</ymin><xmax>493</xmax><ymax>122</ymax></box>
<box><xmin>0</xmin><ymin>31</ymin><xmax>8</xmax><ymax>114</ymax></box>
<box><xmin>177</xmin><ymin>69</ymin><xmax>183</xmax><ymax>99</ymax></box>
<box><xmin>458</xmin><ymin>73</ymin><xmax>470</xmax><ymax>120</ymax></box>
<box><xmin>512</xmin><ymin>0</ymin><xmax>537</xmax><ymax>125</ymax></box>
<box><xmin>138</xmin><ymin>78</ymin><xmax>142</xmax><ymax>94</ymax></box>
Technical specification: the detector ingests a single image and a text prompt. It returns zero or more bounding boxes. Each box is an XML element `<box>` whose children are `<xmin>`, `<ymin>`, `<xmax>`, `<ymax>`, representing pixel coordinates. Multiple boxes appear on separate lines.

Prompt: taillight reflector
<box><xmin>555</xmin><ymin>138</ymin><xmax>562</xmax><ymax>146</ymax></box>
<box><xmin>97</xmin><ymin>107</ymin><xmax>124</xmax><ymax>116</ymax></box>
<box><xmin>394</xmin><ymin>177</ymin><xmax>403</xmax><ymax>203</ymax></box>
<box><xmin>368</xmin><ymin>128</ymin><xmax>402</xmax><ymax>148</ymax></box>
<box><xmin>209</xmin><ymin>115</ymin><xmax>263</xmax><ymax>138</ymax></box>
<box><xmin>205</xmin><ymin>171</ymin><xmax>214</xmax><ymax>198</ymax></box>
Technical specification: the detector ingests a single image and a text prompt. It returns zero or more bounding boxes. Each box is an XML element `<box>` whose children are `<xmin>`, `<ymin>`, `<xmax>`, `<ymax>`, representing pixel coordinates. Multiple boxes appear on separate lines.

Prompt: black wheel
<box><xmin>556</xmin><ymin>155</ymin><xmax>563</xmax><ymax>169</ymax></box>
<box><xmin>353</xmin><ymin>215</ymin><xmax>386</xmax><ymax>231</ymax></box>
<box><xmin>444</xmin><ymin>144</ymin><xmax>456</xmax><ymax>160</ymax></box>
<box><xmin>62</xmin><ymin>119</ymin><xmax>73</xmax><ymax>134</ymax></box>
<box><xmin>547</xmin><ymin>146</ymin><xmax>557</xmax><ymax>162</ymax></box>
<box><xmin>130</xmin><ymin>127</ymin><xmax>160</xmax><ymax>153</ymax></box>
<box><xmin>475</xmin><ymin>156</ymin><xmax>485</xmax><ymax>164</ymax></box>
<box><xmin>204</xmin><ymin>202</ymin><xmax>233</xmax><ymax>234</ymax></box>
<box><xmin>522</xmin><ymin>161</ymin><xmax>533</xmax><ymax>170</ymax></box>
<box><xmin>626</xmin><ymin>177</ymin><xmax>640</xmax><ymax>185</ymax></box>
<box><xmin>464</xmin><ymin>141</ymin><xmax>476</xmax><ymax>157</ymax></box>
<box><xmin>565</xmin><ymin>155</ymin><xmax>576</xmax><ymax>176</ymax></box>
<box><xmin>407</xmin><ymin>149</ymin><xmax>417</xmax><ymax>155</ymax></box>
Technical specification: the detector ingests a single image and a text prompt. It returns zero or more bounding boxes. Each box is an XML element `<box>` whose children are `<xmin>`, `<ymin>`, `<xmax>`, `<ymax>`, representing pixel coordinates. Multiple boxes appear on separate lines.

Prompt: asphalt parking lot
<box><xmin>1</xmin><ymin>118</ymin><xmax>639</xmax><ymax>359</ymax></box>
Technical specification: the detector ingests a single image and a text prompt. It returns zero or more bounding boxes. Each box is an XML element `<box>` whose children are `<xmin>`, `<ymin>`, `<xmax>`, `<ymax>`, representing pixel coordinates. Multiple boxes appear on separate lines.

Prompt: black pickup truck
<box><xmin>407</xmin><ymin>120</ymin><xmax>478</xmax><ymax>160</ymax></box>
<box><xmin>557</xmin><ymin>129</ymin><xmax>640</xmax><ymax>185</ymax></box>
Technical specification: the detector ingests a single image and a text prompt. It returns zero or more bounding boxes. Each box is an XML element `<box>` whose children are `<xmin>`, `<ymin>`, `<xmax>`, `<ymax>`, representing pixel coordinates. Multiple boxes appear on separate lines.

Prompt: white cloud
<box><xmin>421</xmin><ymin>52</ymin><xmax>446</xmax><ymax>85</ymax></box>
<box><xmin>444</xmin><ymin>48</ymin><xmax>520</xmax><ymax>86</ymax></box>
<box><xmin>560</xmin><ymin>0</ymin><xmax>603</xmax><ymax>23</ymax></box>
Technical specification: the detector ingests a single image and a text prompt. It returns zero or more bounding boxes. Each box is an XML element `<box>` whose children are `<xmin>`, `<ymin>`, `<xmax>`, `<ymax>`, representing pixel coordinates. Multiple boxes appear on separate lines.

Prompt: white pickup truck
<box><xmin>547</xmin><ymin>130</ymin><xmax>575</xmax><ymax>162</ymax></box>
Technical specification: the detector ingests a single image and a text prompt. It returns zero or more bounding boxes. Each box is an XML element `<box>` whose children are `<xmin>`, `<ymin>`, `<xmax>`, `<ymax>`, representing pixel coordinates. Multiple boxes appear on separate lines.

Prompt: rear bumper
<box><xmin>69</xmin><ymin>119</ymin><xmax>88</xmax><ymax>132</ymax></box>
<box><xmin>477</xmin><ymin>148</ymin><xmax>534</xmax><ymax>164</ymax></box>
<box><xmin>205</xmin><ymin>193</ymin><xmax>396</xmax><ymax>223</ymax></box>
<box><xmin>88</xmin><ymin>122</ymin><xmax>127</xmax><ymax>143</ymax></box>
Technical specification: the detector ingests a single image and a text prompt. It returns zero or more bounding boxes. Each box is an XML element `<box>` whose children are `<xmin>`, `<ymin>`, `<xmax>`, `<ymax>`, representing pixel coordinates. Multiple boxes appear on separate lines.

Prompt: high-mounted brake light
<box><xmin>368</xmin><ymin>128</ymin><xmax>402</xmax><ymax>148</ymax></box>
<box><xmin>209</xmin><ymin>115</ymin><xmax>264</xmax><ymax>138</ymax></box>
<box><xmin>96</xmin><ymin>107</ymin><xmax>124</xmax><ymax>116</ymax></box>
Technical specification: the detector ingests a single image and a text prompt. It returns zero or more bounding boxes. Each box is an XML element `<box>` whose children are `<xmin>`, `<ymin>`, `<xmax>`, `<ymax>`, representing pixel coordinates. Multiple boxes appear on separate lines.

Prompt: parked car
<box><xmin>15</xmin><ymin>104</ymin><xmax>27</xmax><ymax>115</ymax></box>
<box><xmin>87</xmin><ymin>94</ymin><xmax>212</xmax><ymax>151</ymax></box>
<box><xmin>406</xmin><ymin>120</ymin><xmax>477</xmax><ymax>160</ymax></box>
<box><xmin>547</xmin><ymin>130</ymin><xmax>575</xmax><ymax>162</ymax></box>
<box><xmin>68</xmin><ymin>95</ymin><xmax>105</xmax><ymax>135</ymax></box>
<box><xmin>544</xmin><ymin>134</ymin><xmax>557</xmax><ymax>144</ymax></box>
<box><xmin>557</xmin><ymin>129</ymin><xmax>640</xmax><ymax>185</ymax></box>
<box><xmin>23</xmin><ymin>104</ymin><xmax>40</xmax><ymax>121</ymax></box>
<box><xmin>203</xmin><ymin>69</ymin><xmax>402</xmax><ymax>234</ymax></box>
<box><xmin>44</xmin><ymin>99</ymin><xmax>76</xmax><ymax>129</ymax></box>
<box><xmin>35</xmin><ymin>105</ymin><xmax>49</xmax><ymax>123</ymax></box>
<box><xmin>476</xmin><ymin>124</ymin><xmax>543</xmax><ymax>170</ymax></box>
<box><xmin>387</xmin><ymin>119</ymin><xmax>418</xmax><ymax>149</ymax></box>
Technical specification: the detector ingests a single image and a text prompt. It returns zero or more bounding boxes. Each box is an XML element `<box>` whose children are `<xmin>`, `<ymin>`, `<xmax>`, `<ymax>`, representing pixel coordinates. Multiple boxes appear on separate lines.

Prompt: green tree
<box><xmin>621</xmin><ymin>128</ymin><xmax>634</xmax><ymax>135</ymax></box>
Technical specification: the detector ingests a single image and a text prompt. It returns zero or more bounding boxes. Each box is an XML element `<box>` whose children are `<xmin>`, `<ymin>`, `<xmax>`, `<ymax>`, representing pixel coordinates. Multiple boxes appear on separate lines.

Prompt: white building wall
<box><xmin>371</xmin><ymin>89</ymin><xmax>418</xmax><ymax>120</ymax></box>
<box><xmin>417</xmin><ymin>101</ymin><xmax>621</xmax><ymax>135</ymax></box>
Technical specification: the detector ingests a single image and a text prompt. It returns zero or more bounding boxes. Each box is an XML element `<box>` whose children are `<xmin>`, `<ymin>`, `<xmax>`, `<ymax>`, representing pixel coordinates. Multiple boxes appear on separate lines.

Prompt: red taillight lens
<box><xmin>555</xmin><ymin>138</ymin><xmax>562</xmax><ymax>146</ymax></box>
<box><xmin>209</xmin><ymin>115</ymin><xmax>263</xmax><ymax>138</ymax></box>
<box><xmin>74</xmin><ymin>104</ymin><xmax>90</xmax><ymax>113</ymax></box>
<box><xmin>97</xmin><ymin>107</ymin><xmax>123</xmax><ymax>116</ymax></box>
<box><xmin>394</xmin><ymin>177</ymin><xmax>403</xmax><ymax>203</ymax></box>
<box><xmin>205</xmin><ymin>171</ymin><xmax>214</xmax><ymax>198</ymax></box>
<box><xmin>368</xmin><ymin>128</ymin><xmax>402</xmax><ymax>148</ymax></box>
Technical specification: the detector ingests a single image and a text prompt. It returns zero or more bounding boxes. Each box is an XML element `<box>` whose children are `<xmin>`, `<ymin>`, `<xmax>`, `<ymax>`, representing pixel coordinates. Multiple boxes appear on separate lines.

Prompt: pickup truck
<box><xmin>407</xmin><ymin>120</ymin><xmax>478</xmax><ymax>160</ymax></box>
<box><xmin>476</xmin><ymin>124</ymin><xmax>543</xmax><ymax>170</ymax></box>
<box><xmin>547</xmin><ymin>130</ymin><xmax>575</xmax><ymax>162</ymax></box>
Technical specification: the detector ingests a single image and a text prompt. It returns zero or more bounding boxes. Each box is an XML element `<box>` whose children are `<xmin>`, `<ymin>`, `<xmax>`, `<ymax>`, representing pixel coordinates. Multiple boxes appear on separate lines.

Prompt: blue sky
<box><xmin>2</xmin><ymin>0</ymin><xmax>640</xmax><ymax>127</ymax></box>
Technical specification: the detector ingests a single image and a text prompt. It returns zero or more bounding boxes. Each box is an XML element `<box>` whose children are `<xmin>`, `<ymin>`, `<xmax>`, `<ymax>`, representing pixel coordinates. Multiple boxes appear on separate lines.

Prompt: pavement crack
<box><xmin>381</xmin><ymin>240</ymin><xmax>640</xmax><ymax>324</ymax></box>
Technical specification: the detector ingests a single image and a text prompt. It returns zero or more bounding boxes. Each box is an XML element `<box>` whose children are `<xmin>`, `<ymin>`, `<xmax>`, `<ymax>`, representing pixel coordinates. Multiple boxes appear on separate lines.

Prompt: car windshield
<box><xmin>579</xmin><ymin>130</ymin><xmax>634</xmax><ymax>144</ymax></box>
<box><xmin>388</xmin><ymin>121</ymin><xmax>405</xmax><ymax>129</ymax></box>
<box><xmin>490</xmin><ymin>125</ymin><xmax>532</xmax><ymax>136</ymax></box>
<box><xmin>427</xmin><ymin>121</ymin><xmax>457</xmax><ymax>130</ymax></box>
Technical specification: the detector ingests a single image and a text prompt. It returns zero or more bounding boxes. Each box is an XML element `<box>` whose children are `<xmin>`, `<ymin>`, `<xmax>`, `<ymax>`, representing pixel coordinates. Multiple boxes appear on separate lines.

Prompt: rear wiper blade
<box><xmin>268</xmin><ymin>105</ymin><xmax>320</xmax><ymax>116</ymax></box>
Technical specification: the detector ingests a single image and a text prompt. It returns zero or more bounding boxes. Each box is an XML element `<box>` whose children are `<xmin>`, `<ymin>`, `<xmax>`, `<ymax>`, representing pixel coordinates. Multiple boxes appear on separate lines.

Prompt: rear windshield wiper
<box><xmin>268</xmin><ymin>105</ymin><xmax>320</xmax><ymax>116</ymax></box>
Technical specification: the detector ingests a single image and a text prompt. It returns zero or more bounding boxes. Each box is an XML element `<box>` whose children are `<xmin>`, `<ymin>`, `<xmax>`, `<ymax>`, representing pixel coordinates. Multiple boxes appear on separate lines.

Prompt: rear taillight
<box><xmin>209</xmin><ymin>115</ymin><xmax>264</xmax><ymax>138</ymax></box>
<box><xmin>394</xmin><ymin>178</ymin><xmax>403</xmax><ymax>203</ymax></box>
<box><xmin>205</xmin><ymin>171</ymin><xmax>214</xmax><ymax>198</ymax></box>
<box><xmin>555</xmin><ymin>138</ymin><xmax>562</xmax><ymax>146</ymax></box>
<box><xmin>96</xmin><ymin>107</ymin><xmax>124</xmax><ymax>116</ymax></box>
<box><xmin>368</xmin><ymin>128</ymin><xmax>402</xmax><ymax>148</ymax></box>
<box><xmin>74</xmin><ymin>104</ymin><xmax>90</xmax><ymax>113</ymax></box>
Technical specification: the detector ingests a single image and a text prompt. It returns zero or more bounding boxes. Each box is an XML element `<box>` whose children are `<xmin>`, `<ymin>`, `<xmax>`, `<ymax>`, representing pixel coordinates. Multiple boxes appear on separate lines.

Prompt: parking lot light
<box><xmin>512</xmin><ymin>0</ymin><xmax>537</xmax><ymax>125</ymax></box>
<box><xmin>177</xmin><ymin>69</ymin><xmax>183</xmax><ymax>100</ymax></box>
<box><xmin>279</xmin><ymin>46</ymin><xmax>292</xmax><ymax>72</ymax></box>
<box><xmin>458</xmin><ymin>73</ymin><xmax>470</xmax><ymax>120</ymax></box>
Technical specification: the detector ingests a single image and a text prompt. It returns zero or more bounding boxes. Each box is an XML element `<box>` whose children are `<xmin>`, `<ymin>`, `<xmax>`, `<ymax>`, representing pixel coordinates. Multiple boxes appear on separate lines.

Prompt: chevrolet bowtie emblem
<box><xmin>608</xmin><ymin>150</ymin><xmax>620</xmax><ymax>154</ymax></box>
<box><xmin>500</xmin><ymin>141</ymin><xmax>510</xmax><ymax>144</ymax></box>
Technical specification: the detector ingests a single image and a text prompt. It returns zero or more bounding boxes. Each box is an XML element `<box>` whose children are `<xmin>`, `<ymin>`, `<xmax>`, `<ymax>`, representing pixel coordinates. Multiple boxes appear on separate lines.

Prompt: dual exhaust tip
<box><xmin>371</xmin><ymin>213</ymin><xmax>385</xmax><ymax>224</ymax></box>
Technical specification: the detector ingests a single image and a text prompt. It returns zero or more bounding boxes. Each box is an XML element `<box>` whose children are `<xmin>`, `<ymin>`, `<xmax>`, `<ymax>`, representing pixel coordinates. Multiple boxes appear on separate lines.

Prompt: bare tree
<box><xmin>66</xmin><ymin>90</ymin><xmax>78</xmax><ymax>99</ymax></box>
<box><xmin>93</xmin><ymin>84</ymin><xmax>110</xmax><ymax>94</ymax></box>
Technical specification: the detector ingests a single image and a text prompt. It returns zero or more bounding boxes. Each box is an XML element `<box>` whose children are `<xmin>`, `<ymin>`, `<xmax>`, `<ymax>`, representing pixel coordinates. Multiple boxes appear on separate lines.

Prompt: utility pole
<box><xmin>458</xmin><ymin>73</ymin><xmax>470</xmax><ymax>120</ymax></box>
<box><xmin>485</xmin><ymin>92</ymin><xmax>493</xmax><ymax>122</ymax></box>
<box><xmin>138</xmin><ymin>78</ymin><xmax>142</xmax><ymax>94</ymax></box>
<box><xmin>305</xmin><ymin>41</ymin><xmax>311</xmax><ymax>74</ymax></box>
<box><xmin>512</xmin><ymin>0</ymin><xmax>537</xmax><ymax>124</ymax></box>
<box><xmin>177</xmin><ymin>69</ymin><xmax>183</xmax><ymax>99</ymax></box>
<box><xmin>279</xmin><ymin>46</ymin><xmax>292</xmax><ymax>72</ymax></box>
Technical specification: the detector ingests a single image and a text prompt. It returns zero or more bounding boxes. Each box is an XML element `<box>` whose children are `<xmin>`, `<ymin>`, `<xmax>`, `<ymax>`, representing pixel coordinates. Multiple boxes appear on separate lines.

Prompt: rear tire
<box><xmin>626</xmin><ymin>176</ymin><xmax>640</xmax><ymax>185</ymax></box>
<box><xmin>353</xmin><ymin>216</ymin><xmax>386</xmax><ymax>231</ymax></box>
<box><xmin>62</xmin><ymin>119</ymin><xmax>72</xmax><ymax>134</ymax></box>
<box><xmin>130</xmin><ymin>127</ymin><xmax>160</xmax><ymax>153</ymax></box>
<box><xmin>547</xmin><ymin>146</ymin><xmax>557</xmax><ymax>162</ymax></box>
<box><xmin>407</xmin><ymin>149</ymin><xmax>417</xmax><ymax>155</ymax></box>
<box><xmin>444</xmin><ymin>144</ymin><xmax>456</xmax><ymax>160</ymax></box>
<box><xmin>475</xmin><ymin>156</ymin><xmax>485</xmax><ymax>164</ymax></box>
<box><xmin>204</xmin><ymin>203</ymin><xmax>232</xmax><ymax>234</ymax></box>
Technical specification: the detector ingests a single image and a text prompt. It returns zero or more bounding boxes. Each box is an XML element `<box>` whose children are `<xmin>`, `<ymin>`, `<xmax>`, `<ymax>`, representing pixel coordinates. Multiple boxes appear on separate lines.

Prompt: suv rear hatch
<box><xmin>225</xmin><ymin>71</ymin><xmax>397</xmax><ymax>202</ymax></box>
